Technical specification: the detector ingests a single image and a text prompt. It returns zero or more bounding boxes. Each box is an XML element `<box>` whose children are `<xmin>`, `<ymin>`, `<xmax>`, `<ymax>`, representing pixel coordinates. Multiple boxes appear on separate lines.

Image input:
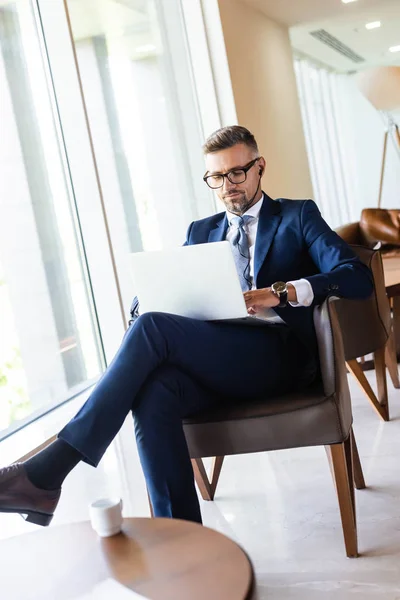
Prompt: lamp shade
<box><xmin>356</xmin><ymin>66</ymin><xmax>400</xmax><ymax>111</ymax></box>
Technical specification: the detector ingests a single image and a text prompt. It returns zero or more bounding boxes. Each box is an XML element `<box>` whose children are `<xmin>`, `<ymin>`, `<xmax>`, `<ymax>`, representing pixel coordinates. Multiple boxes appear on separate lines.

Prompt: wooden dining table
<box><xmin>383</xmin><ymin>255</ymin><xmax>400</xmax><ymax>356</ymax></box>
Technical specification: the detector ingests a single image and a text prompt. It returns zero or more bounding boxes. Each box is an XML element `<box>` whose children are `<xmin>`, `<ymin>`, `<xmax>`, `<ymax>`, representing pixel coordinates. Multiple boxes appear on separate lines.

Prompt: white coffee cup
<box><xmin>89</xmin><ymin>497</ymin><xmax>123</xmax><ymax>538</ymax></box>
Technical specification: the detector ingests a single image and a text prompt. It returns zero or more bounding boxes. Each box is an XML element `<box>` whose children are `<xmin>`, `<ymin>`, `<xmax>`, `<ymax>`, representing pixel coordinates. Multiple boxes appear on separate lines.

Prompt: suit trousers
<box><xmin>59</xmin><ymin>312</ymin><xmax>316</xmax><ymax>523</ymax></box>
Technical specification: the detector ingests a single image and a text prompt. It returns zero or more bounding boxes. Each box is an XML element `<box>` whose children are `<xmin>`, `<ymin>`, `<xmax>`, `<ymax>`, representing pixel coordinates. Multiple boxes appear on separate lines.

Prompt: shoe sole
<box><xmin>0</xmin><ymin>507</ymin><xmax>53</xmax><ymax>526</ymax></box>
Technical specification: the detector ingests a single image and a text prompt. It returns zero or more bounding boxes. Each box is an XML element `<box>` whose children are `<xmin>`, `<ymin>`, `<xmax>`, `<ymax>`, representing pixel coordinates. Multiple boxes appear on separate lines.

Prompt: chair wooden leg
<box><xmin>347</xmin><ymin>357</ymin><xmax>389</xmax><ymax>421</ymax></box>
<box><xmin>393</xmin><ymin>296</ymin><xmax>400</xmax><ymax>357</ymax></box>
<box><xmin>325</xmin><ymin>436</ymin><xmax>358</xmax><ymax>558</ymax></box>
<box><xmin>374</xmin><ymin>346</ymin><xmax>390</xmax><ymax>421</ymax></box>
<box><xmin>147</xmin><ymin>489</ymin><xmax>154</xmax><ymax>518</ymax></box>
<box><xmin>210</xmin><ymin>455</ymin><xmax>224</xmax><ymax>496</ymax></box>
<box><xmin>385</xmin><ymin>325</ymin><xmax>400</xmax><ymax>389</ymax></box>
<box><xmin>350</xmin><ymin>429</ymin><xmax>366</xmax><ymax>490</ymax></box>
<box><xmin>191</xmin><ymin>456</ymin><xmax>224</xmax><ymax>501</ymax></box>
<box><xmin>326</xmin><ymin>428</ymin><xmax>365</xmax><ymax>491</ymax></box>
<box><xmin>192</xmin><ymin>458</ymin><xmax>212</xmax><ymax>500</ymax></box>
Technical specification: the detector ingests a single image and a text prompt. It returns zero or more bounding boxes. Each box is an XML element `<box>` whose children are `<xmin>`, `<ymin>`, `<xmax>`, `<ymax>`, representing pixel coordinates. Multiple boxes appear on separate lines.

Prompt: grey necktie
<box><xmin>229</xmin><ymin>215</ymin><xmax>253</xmax><ymax>292</ymax></box>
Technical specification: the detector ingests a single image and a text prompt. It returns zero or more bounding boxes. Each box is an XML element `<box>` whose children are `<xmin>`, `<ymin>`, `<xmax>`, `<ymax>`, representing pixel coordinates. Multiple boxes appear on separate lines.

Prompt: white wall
<box><xmin>216</xmin><ymin>0</ymin><xmax>313</xmax><ymax>199</ymax></box>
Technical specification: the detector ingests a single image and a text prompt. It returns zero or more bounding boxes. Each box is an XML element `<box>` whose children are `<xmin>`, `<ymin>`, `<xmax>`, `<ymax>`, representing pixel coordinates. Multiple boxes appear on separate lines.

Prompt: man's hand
<box><xmin>244</xmin><ymin>288</ymin><xmax>279</xmax><ymax>314</ymax></box>
<box><xmin>244</xmin><ymin>284</ymin><xmax>297</xmax><ymax>314</ymax></box>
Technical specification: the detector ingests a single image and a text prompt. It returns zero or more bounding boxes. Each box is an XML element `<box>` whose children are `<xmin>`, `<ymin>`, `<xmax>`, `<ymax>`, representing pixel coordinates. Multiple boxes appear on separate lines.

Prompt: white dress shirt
<box><xmin>225</xmin><ymin>195</ymin><xmax>314</xmax><ymax>322</ymax></box>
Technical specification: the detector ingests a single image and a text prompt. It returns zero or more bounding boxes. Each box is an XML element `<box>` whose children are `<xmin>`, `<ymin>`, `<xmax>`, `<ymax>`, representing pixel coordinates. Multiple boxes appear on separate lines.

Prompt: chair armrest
<box><xmin>314</xmin><ymin>297</ymin><xmax>352</xmax><ymax>436</ymax></box>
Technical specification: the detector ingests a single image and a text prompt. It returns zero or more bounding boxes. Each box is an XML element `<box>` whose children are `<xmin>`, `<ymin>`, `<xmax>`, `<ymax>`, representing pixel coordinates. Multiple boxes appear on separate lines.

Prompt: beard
<box><xmin>222</xmin><ymin>190</ymin><xmax>254</xmax><ymax>215</ymax></box>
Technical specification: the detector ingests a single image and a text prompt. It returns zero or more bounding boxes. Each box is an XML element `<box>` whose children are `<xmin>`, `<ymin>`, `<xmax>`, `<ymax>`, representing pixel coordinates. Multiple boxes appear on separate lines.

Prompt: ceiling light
<box><xmin>341</xmin><ymin>0</ymin><xmax>358</xmax><ymax>4</ymax></box>
<box><xmin>365</xmin><ymin>21</ymin><xmax>381</xmax><ymax>30</ymax></box>
<box><xmin>389</xmin><ymin>45</ymin><xmax>400</xmax><ymax>53</ymax></box>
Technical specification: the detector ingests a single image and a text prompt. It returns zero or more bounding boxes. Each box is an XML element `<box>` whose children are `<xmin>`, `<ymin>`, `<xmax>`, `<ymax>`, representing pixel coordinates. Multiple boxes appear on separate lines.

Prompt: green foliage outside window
<box><xmin>0</xmin><ymin>349</ymin><xmax>31</xmax><ymax>428</ymax></box>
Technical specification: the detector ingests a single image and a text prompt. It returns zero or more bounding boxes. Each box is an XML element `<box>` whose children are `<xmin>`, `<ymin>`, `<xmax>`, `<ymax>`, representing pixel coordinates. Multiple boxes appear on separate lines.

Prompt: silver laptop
<box><xmin>129</xmin><ymin>241</ymin><xmax>266</xmax><ymax>324</ymax></box>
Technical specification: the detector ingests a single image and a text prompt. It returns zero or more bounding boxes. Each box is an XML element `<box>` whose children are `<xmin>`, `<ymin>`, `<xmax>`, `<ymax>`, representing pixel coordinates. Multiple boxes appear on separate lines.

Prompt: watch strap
<box><xmin>277</xmin><ymin>290</ymin><xmax>288</xmax><ymax>308</ymax></box>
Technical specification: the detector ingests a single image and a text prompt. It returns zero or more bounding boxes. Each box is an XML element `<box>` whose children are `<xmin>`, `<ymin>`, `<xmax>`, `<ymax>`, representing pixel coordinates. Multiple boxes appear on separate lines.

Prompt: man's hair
<box><xmin>203</xmin><ymin>125</ymin><xmax>259</xmax><ymax>155</ymax></box>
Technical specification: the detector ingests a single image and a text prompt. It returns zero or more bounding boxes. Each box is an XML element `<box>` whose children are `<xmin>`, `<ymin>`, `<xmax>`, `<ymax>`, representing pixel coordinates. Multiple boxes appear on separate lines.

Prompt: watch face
<box><xmin>272</xmin><ymin>281</ymin><xmax>287</xmax><ymax>294</ymax></box>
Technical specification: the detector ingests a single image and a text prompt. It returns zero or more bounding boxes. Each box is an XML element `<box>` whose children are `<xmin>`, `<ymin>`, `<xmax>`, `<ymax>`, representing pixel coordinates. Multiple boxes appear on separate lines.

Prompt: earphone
<box><xmin>259</xmin><ymin>168</ymin><xmax>262</xmax><ymax>176</ymax></box>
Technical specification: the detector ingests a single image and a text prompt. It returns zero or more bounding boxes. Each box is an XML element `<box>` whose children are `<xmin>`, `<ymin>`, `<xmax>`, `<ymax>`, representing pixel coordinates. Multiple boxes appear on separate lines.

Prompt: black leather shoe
<box><xmin>0</xmin><ymin>463</ymin><xmax>61</xmax><ymax>526</ymax></box>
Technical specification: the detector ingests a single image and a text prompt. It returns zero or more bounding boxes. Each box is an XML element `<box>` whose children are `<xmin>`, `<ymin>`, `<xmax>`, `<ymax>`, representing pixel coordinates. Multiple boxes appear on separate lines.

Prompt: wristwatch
<box><xmin>271</xmin><ymin>281</ymin><xmax>288</xmax><ymax>307</ymax></box>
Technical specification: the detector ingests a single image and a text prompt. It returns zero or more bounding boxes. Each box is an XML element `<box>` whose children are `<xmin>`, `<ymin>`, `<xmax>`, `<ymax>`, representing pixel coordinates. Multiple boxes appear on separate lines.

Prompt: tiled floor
<box><xmin>1</xmin><ymin>370</ymin><xmax>400</xmax><ymax>599</ymax></box>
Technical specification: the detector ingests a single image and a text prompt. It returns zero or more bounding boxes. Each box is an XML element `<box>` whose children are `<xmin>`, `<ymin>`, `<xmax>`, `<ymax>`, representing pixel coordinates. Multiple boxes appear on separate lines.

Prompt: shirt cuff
<box><xmin>287</xmin><ymin>279</ymin><xmax>314</xmax><ymax>307</ymax></box>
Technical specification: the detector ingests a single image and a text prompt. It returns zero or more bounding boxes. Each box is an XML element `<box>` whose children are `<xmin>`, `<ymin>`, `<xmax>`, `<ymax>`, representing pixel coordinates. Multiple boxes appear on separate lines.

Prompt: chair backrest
<box><xmin>336</xmin><ymin>210</ymin><xmax>400</xmax><ymax>252</ymax></box>
<box><xmin>360</xmin><ymin>208</ymin><xmax>400</xmax><ymax>249</ymax></box>
<box><xmin>334</xmin><ymin>246</ymin><xmax>390</xmax><ymax>361</ymax></box>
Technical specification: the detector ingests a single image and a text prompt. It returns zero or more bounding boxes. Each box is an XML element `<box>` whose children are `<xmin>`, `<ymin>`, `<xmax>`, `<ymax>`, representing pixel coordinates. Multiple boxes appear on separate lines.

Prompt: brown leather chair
<box><xmin>334</xmin><ymin>246</ymin><xmax>399</xmax><ymax>421</ymax></box>
<box><xmin>333</xmin><ymin>238</ymin><xmax>400</xmax><ymax>416</ymax></box>
<box><xmin>183</xmin><ymin>297</ymin><xmax>365</xmax><ymax>558</ymax></box>
<box><xmin>337</xmin><ymin>209</ymin><xmax>400</xmax><ymax>257</ymax></box>
<box><xmin>337</xmin><ymin>210</ymin><xmax>400</xmax><ymax>359</ymax></box>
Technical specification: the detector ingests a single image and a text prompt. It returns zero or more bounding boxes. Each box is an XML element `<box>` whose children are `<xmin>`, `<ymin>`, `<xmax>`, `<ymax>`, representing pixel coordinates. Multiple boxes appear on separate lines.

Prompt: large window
<box><xmin>0</xmin><ymin>0</ymin><xmax>104</xmax><ymax>438</ymax></box>
<box><xmin>67</xmin><ymin>0</ymin><xmax>213</xmax><ymax>316</ymax></box>
<box><xmin>0</xmin><ymin>0</ymin><xmax>213</xmax><ymax>439</ymax></box>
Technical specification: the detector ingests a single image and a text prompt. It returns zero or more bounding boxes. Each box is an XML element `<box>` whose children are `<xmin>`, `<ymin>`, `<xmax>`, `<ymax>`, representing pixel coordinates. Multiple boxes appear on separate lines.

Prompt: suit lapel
<box><xmin>208</xmin><ymin>214</ymin><xmax>229</xmax><ymax>243</ymax></box>
<box><xmin>254</xmin><ymin>194</ymin><xmax>282</xmax><ymax>282</ymax></box>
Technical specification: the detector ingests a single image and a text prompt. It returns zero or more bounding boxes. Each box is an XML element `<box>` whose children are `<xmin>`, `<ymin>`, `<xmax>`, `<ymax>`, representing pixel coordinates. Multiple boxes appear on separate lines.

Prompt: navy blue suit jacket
<box><xmin>183</xmin><ymin>194</ymin><xmax>373</xmax><ymax>354</ymax></box>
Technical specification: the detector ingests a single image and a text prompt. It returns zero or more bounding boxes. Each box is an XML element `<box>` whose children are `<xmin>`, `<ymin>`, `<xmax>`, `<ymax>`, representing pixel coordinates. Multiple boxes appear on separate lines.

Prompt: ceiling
<box><xmin>242</xmin><ymin>0</ymin><xmax>400</xmax><ymax>73</ymax></box>
<box><xmin>242</xmin><ymin>0</ymin><xmax>397</xmax><ymax>27</ymax></box>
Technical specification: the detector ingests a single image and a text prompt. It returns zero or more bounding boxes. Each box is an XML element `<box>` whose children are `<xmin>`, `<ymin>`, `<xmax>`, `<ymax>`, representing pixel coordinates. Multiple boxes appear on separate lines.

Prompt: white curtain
<box><xmin>294</xmin><ymin>59</ymin><xmax>354</xmax><ymax>228</ymax></box>
<box><xmin>294</xmin><ymin>58</ymin><xmax>400</xmax><ymax>229</ymax></box>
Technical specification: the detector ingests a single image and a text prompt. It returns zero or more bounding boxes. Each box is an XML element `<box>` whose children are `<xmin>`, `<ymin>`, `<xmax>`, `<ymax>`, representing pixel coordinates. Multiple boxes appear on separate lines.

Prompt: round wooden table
<box><xmin>1</xmin><ymin>517</ymin><xmax>254</xmax><ymax>600</ymax></box>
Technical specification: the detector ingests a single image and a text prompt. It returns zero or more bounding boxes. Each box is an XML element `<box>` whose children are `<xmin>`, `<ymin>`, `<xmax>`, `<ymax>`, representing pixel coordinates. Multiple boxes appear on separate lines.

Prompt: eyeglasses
<box><xmin>203</xmin><ymin>157</ymin><xmax>260</xmax><ymax>189</ymax></box>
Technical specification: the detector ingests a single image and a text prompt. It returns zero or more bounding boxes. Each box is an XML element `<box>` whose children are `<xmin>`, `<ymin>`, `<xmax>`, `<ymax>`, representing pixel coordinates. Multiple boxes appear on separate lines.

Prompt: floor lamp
<box><xmin>378</xmin><ymin>114</ymin><xmax>400</xmax><ymax>208</ymax></box>
<box><xmin>356</xmin><ymin>66</ymin><xmax>400</xmax><ymax>208</ymax></box>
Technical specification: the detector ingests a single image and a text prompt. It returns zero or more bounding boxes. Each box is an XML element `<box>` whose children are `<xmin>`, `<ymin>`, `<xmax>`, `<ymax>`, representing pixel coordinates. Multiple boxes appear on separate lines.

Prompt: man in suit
<box><xmin>0</xmin><ymin>126</ymin><xmax>373</xmax><ymax>526</ymax></box>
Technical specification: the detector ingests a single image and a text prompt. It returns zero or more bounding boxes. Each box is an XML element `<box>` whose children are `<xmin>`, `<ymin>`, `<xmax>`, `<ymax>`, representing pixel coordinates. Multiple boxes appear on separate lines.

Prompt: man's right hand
<box><xmin>243</xmin><ymin>288</ymin><xmax>280</xmax><ymax>314</ymax></box>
